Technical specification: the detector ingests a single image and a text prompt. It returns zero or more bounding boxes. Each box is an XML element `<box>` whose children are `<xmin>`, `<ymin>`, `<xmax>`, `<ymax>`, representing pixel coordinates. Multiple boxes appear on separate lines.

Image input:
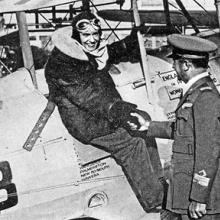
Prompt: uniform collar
<box><xmin>182</xmin><ymin>72</ymin><xmax>209</xmax><ymax>95</ymax></box>
<box><xmin>176</xmin><ymin>74</ymin><xmax>212</xmax><ymax>110</ymax></box>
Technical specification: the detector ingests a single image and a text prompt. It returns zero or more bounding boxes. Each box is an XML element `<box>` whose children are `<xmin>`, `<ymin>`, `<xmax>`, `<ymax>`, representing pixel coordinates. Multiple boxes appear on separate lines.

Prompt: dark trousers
<box><xmin>161</xmin><ymin>209</ymin><xmax>220</xmax><ymax>220</ymax></box>
<box><xmin>91</xmin><ymin>127</ymin><xmax>164</xmax><ymax>212</ymax></box>
<box><xmin>181</xmin><ymin>214</ymin><xmax>220</xmax><ymax>220</ymax></box>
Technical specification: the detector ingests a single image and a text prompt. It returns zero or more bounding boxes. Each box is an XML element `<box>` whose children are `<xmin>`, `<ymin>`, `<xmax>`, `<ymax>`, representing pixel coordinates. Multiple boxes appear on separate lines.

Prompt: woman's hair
<box><xmin>71</xmin><ymin>11</ymin><xmax>102</xmax><ymax>43</ymax></box>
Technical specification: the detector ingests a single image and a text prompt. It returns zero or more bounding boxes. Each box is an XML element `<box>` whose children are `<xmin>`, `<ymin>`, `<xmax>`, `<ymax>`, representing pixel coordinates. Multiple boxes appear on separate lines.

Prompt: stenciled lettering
<box><xmin>161</xmin><ymin>73</ymin><xmax>177</xmax><ymax>81</ymax></box>
<box><xmin>169</xmin><ymin>88</ymin><xmax>182</xmax><ymax>96</ymax></box>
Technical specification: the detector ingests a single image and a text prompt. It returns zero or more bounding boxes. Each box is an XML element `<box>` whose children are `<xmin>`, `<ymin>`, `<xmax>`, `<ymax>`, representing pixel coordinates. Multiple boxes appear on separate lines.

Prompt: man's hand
<box><xmin>127</xmin><ymin>112</ymin><xmax>150</xmax><ymax>131</ymax></box>
<box><xmin>188</xmin><ymin>201</ymin><xmax>207</xmax><ymax>219</ymax></box>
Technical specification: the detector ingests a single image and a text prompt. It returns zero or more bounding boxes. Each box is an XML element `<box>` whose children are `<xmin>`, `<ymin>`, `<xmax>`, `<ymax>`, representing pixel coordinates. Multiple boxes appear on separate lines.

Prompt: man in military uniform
<box><xmin>127</xmin><ymin>34</ymin><xmax>220</xmax><ymax>219</ymax></box>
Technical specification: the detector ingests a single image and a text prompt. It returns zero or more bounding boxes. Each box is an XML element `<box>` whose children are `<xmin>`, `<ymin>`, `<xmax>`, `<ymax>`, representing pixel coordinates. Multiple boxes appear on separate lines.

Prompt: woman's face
<box><xmin>79</xmin><ymin>25</ymin><xmax>100</xmax><ymax>52</ymax></box>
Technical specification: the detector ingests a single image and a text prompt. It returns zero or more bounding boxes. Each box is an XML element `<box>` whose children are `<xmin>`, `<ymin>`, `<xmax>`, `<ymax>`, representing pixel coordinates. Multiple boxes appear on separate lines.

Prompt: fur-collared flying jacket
<box><xmin>45</xmin><ymin>27</ymin><xmax>140</xmax><ymax>143</ymax></box>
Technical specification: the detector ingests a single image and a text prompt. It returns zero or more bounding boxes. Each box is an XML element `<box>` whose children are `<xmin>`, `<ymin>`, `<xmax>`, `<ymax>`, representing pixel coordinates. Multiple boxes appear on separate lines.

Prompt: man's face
<box><xmin>79</xmin><ymin>25</ymin><xmax>100</xmax><ymax>52</ymax></box>
<box><xmin>172</xmin><ymin>59</ymin><xmax>189</xmax><ymax>83</ymax></box>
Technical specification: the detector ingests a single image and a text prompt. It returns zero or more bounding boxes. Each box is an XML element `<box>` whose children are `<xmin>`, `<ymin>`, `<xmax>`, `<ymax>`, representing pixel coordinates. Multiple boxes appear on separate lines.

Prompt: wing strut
<box><xmin>16</xmin><ymin>12</ymin><xmax>38</xmax><ymax>89</ymax></box>
<box><xmin>132</xmin><ymin>0</ymin><xmax>154</xmax><ymax>104</ymax></box>
<box><xmin>23</xmin><ymin>100</ymin><xmax>56</xmax><ymax>151</ymax></box>
<box><xmin>163</xmin><ymin>0</ymin><xmax>172</xmax><ymax>28</ymax></box>
<box><xmin>215</xmin><ymin>0</ymin><xmax>220</xmax><ymax>29</ymax></box>
<box><xmin>175</xmin><ymin>0</ymin><xmax>200</xmax><ymax>34</ymax></box>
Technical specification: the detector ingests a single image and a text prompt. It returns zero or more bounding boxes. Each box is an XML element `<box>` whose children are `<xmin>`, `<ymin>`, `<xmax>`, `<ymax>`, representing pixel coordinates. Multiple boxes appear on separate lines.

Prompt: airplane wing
<box><xmin>0</xmin><ymin>0</ymin><xmax>78</xmax><ymax>13</ymax></box>
<box><xmin>97</xmin><ymin>9</ymin><xmax>218</xmax><ymax>28</ymax></box>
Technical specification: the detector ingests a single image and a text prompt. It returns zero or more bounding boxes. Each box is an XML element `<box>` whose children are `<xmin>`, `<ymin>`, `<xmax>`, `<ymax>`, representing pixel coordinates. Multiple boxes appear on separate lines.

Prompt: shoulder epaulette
<box><xmin>200</xmin><ymin>86</ymin><xmax>212</xmax><ymax>91</ymax></box>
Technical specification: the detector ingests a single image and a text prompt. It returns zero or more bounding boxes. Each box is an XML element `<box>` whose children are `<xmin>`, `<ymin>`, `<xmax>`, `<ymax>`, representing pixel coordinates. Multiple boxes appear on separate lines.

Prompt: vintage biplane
<box><xmin>0</xmin><ymin>0</ymin><xmax>220</xmax><ymax>219</ymax></box>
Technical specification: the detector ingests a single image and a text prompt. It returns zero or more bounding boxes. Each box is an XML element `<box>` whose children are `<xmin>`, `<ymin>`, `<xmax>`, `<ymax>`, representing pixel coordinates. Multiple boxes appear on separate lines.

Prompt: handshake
<box><xmin>128</xmin><ymin>112</ymin><xmax>150</xmax><ymax>131</ymax></box>
<box><xmin>108</xmin><ymin>100</ymin><xmax>151</xmax><ymax>135</ymax></box>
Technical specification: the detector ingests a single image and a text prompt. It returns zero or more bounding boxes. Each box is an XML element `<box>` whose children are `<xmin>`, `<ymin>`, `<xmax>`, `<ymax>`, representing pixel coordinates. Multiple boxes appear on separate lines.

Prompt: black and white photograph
<box><xmin>0</xmin><ymin>0</ymin><xmax>220</xmax><ymax>219</ymax></box>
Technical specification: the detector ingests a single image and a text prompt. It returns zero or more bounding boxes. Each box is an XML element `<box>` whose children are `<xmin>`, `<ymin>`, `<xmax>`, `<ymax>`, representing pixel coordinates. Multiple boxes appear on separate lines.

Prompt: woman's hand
<box><xmin>127</xmin><ymin>113</ymin><xmax>150</xmax><ymax>131</ymax></box>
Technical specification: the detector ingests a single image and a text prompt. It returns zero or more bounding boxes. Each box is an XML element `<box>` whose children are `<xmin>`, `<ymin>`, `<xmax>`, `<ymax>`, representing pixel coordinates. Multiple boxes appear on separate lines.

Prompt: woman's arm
<box><xmin>107</xmin><ymin>30</ymin><xmax>140</xmax><ymax>64</ymax></box>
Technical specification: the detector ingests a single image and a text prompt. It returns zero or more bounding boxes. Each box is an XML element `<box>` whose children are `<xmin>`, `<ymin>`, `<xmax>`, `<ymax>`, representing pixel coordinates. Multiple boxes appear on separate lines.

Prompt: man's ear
<box><xmin>182</xmin><ymin>59</ymin><xmax>192</xmax><ymax>72</ymax></box>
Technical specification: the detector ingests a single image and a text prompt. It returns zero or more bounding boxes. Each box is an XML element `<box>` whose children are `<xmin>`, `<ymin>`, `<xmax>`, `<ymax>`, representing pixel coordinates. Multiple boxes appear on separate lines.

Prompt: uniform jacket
<box><xmin>148</xmin><ymin>76</ymin><xmax>220</xmax><ymax>214</ymax></box>
<box><xmin>45</xmin><ymin>33</ymin><xmax>140</xmax><ymax>144</ymax></box>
